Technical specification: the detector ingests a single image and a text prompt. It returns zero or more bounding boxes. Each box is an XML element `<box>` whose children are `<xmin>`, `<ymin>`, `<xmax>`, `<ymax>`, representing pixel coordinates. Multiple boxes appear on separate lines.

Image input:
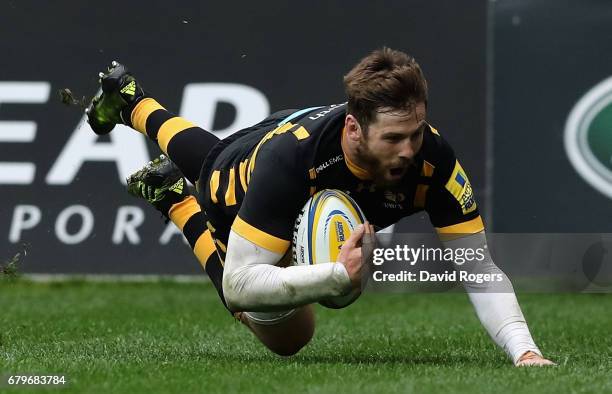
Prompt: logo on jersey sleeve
<box><xmin>445</xmin><ymin>160</ymin><xmax>477</xmax><ymax>214</ymax></box>
<box><xmin>315</xmin><ymin>154</ymin><xmax>344</xmax><ymax>174</ymax></box>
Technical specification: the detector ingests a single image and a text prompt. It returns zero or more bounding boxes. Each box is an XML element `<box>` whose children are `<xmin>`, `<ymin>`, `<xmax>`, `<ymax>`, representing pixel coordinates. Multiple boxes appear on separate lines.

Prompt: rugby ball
<box><xmin>292</xmin><ymin>189</ymin><xmax>366</xmax><ymax>309</ymax></box>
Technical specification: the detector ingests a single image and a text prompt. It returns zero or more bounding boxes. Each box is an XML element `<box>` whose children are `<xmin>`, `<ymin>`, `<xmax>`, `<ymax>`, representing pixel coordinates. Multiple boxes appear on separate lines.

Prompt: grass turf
<box><xmin>0</xmin><ymin>279</ymin><xmax>611</xmax><ymax>393</ymax></box>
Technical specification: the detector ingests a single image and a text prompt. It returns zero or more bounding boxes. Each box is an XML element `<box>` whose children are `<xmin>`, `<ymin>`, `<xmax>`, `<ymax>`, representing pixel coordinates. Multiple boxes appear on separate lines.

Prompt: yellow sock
<box><xmin>130</xmin><ymin>98</ymin><xmax>165</xmax><ymax>135</ymax></box>
<box><xmin>168</xmin><ymin>196</ymin><xmax>216</xmax><ymax>269</ymax></box>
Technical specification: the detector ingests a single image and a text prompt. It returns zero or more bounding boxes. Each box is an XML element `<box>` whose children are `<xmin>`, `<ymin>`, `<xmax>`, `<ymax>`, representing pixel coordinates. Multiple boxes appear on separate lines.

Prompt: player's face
<box><xmin>357</xmin><ymin>103</ymin><xmax>426</xmax><ymax>186</ymax></box>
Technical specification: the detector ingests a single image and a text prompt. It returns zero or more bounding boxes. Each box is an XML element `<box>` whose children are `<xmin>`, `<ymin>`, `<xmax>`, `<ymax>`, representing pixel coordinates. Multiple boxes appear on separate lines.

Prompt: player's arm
<box><xmin>425</xmin><ymin>134</ymin><xmax>553</xmax><ymax>366</ymax></box>
<box><xmin>222</xmin><ymin>136</ymin><xmax>366</xmax><ymax>312</ymax></box>
<box><xmin>223</xmin><ymin>224</ymin><xmax>368</xmax><ymax>311</ymax></box>
<box><xmin>441</xmin><ymin>231</ymin><xmax>553</xmax><ymax>366</ymax></box>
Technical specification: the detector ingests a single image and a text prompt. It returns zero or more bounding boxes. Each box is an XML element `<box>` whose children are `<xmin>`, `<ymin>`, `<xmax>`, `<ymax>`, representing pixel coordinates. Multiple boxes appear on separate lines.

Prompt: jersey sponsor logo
<box><xmin>315</xmin><ymin>154</ymin><xmax>343</xmax><ymax>174</ymax></box>
<box><xmin>383</xmin><ymin>202</ymin><xmax>403</xmax><ymax>209</ymax></box>
<box><xmin>308</xmin><ymin>103</ymin><xmax>346</xmax><ymax>120</ymax></box>
<box><xmin>565</xmin><ymin>76</ymin><xmax>612</xmax><ymax>199</ymax></box>
<box><xmin>382</xmin><ymin>191</ymin><xmax>405</xmax><ymax>210</ymax></box>
<box><xmin>445</xmin><ymin>161</ymin><xmax>477</xmax><ymax>214</ymax></box>
<box><xmin>384</xmin><ymin>191</ymin><xmax>405</xmax><ymax>203</ymax></box>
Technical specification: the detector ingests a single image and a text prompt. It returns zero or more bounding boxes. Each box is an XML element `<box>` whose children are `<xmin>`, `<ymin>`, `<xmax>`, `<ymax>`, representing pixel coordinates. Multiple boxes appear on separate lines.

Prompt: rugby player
<box><xmin>86</xmin><ymin>48</ymin><xmax>554</xmax><ymax>366</ymax></box>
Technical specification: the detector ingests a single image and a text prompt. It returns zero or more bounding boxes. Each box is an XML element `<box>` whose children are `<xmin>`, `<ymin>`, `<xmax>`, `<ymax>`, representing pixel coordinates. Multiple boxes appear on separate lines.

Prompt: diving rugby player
<box><xmin>86</xmin><ymin>48</ymin><xmax>553</xmax><ymax>366</ymax></box>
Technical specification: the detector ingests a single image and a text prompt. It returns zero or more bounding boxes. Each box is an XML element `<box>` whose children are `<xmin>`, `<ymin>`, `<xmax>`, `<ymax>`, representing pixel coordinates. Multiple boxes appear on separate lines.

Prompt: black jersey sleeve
<box><xmin>231</xmin><ymin>132</ymin><xmax>310</xmax><ymax>254</ymax></box>
<box><xmin>424</xmin><ymin>128</ymin><xmax>484</xmax><ymax>236</ymax></box>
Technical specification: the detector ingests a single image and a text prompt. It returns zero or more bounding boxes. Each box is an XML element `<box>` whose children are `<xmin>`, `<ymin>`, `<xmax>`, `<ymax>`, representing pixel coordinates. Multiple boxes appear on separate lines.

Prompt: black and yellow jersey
<box><xmin>199</xmin><ymin>103</ymin><xmax>483</xmax><ymax>258</ymax></box>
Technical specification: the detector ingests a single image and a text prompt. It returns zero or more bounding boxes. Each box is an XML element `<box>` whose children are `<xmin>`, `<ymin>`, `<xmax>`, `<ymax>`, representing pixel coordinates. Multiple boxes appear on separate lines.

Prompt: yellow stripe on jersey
<box><xmin>225</xmin><ymin>167</ymin><xmax>237</xmax><ymax>206</ymax></box>
<box><xmin>158</xmin><ymin>117</ymin><xmax>197</xmax><ymax>154</ymax></box>
<box><xmin>168</xmin><ymin>195</ymin><xmax>200</xmax><ymax>230</ymax></box>
<box><xmin>436</xmin><ymin>216</ymin><xmax>484</xmax><ymax>240</ymax></box>
<box><xmin>247</xmin><ymin>122</ymin><xmax>295</xmax><ymax>183</ymax></box>
<box><xmin>193</xmin><ymin>230</ymin><xmax>215</xmax><ymax>268</ymax></box>
<box><xmin>308</xmin><ymin>168</ymin><xmax>317</xmax><ymax>195</ymax></box>
<box><xmin>232</xmin><ymin>216</ymin><xmax>290</xmax><ymax>254</ymax></box>
<box><xmin>413</xmin><ymin>184</ymin><xmax>429</xmax><ymax>208</ymax></box>
<box><xmin>209</xmin><ymin>170</ymin><xmax>220</xmax><ymax>204</ymax></box>
<box><xmin>130</xmin><ymin>98</ymin><xmax>166</xmax><ymax>134</ymax></box>
<box><xmin>292</xmin><ymin>126</ymin><xmax>310</xmax><ymax>140</ymax></box>
<box><xmin>238</xmin><ymin>160</ymin><xmax>248</xmax><ymax>191</ymax></box>
<box><xmin>422</xmin><ymin>160</ymin><xmax>435</xmax><ymax>177</ymax></box>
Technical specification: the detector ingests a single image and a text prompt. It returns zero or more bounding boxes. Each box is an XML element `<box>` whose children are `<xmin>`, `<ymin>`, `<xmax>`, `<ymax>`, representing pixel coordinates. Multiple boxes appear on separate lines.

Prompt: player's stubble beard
<box><xmin>355</xmin><ymin>135</ymin><xmax>414</xmax><ymax>188</ymax></box>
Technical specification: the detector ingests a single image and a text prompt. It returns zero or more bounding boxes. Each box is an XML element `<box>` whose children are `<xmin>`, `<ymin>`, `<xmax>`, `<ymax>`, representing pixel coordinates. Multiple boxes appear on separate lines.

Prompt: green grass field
<box><xmin>1</xmin><ymin>279</ymin><xmax>611</xmax><ymax>393</ymax></box>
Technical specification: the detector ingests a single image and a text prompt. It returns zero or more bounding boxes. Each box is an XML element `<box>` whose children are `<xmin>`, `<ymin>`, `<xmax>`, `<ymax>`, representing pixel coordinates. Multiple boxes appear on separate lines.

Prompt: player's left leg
<box><xmin>126</xmin><ymin>155</ymin><xmax>228</xmax><ymax>306</ymax></box>
<box><xmin>127</xmin><ymin>157</ymin><xmax>316</xmax><ymax>355</ymax></box>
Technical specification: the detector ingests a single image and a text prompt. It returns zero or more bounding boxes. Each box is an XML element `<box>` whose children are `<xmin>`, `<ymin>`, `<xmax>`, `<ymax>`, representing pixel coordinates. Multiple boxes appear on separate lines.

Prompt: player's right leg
<box><xmin>86</xmin><ymin>61</ymin><xmax>218</xmax><ymax>184</ymax></box>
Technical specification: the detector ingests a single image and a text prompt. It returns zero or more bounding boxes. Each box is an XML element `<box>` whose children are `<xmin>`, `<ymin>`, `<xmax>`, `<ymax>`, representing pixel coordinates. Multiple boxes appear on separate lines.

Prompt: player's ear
<box><xmin>345</xmin><ymin>114</ymin><xmax>363</xmax><ymax>141</ymax></box>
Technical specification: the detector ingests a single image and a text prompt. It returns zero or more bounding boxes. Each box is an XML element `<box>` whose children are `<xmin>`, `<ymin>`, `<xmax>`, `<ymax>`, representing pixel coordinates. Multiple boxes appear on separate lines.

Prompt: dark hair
<box><xmin>343</xmin><ymin>47</ymin><xmax>428</xmax><ymax>131</ymax></box>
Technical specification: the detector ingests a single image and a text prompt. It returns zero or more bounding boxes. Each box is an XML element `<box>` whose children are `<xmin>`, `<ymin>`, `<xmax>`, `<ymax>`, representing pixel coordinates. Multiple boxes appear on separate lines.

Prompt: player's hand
<box><xmin>337</xmin><ymin>221</ymin><xmax>375</xmax><ymax>289</ymax></box>
<box><xmin>515</xmin><ymin>351</ymin><xmax>556</xmax><ymax>367</ymax></box>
